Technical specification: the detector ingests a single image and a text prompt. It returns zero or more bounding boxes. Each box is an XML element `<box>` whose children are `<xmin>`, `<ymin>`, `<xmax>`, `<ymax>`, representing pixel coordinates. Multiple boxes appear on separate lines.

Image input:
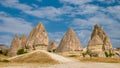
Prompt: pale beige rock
<box><xmin>87</xmin><ymin>24</ymin><xmax>113</xmax><ymax>57</ymax></box>
<box><xmin>56</xmin><ymin>28</ymin><xmax>83</xmax><ymax>52</ymax></box>
<box><xmin>103</xmin><ymin>36</ymin><xmax>112</xmax><ymax>51</ymax></box>
<box><xmin>26</xmin><ymin>23</ymin><xmax>48</xmax><ymax>50</ymax></box>
<box><xmin>19</xmin><ymin>34</ymin><xmax>27</xmax><ymax>49</ymax></box>
<box><xmin>47</xmin><ymin>40</ymin><xmax>57</xmax><ymax>51</ymax></box>
<box><xmin>87</xmin><ymin>35</ymin><xmax>103</xmax><ymax>53</ymax></box>
<box><xmin>8</xmin><ymin>35</ymin><xmax>21</xmax><ymax>56</ymax></box>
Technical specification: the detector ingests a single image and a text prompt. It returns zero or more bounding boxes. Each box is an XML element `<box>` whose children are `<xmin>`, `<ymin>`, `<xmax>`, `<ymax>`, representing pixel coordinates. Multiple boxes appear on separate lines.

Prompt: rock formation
<box><xmin>8</xmin><ymin>35</ymin><xmax>21</xmax><ymax>56</ymax></box>
<box><xmin>87</xmin><ymin>24</ymin><xmax>112</xmax><ymax>57</ymax></box>
<box><xmin>0</xmin><ymin>44</ymin><xmax>8</xmax><ymax>55</ymax></box>
<box><xmin>56</xmin><ymin>28</ymin><xmax>83</xmax><ymax>53</ymax></box>
<box><xmin>26</xmin><ymin>23</ymin><xmax>48</xmax><ymax>50</ymax></box>
<box><xmin>19</xmin><ymin>34</ymin><xmax>27</xmax><ymax>49</ymax></box>
<box><xmin>47</xmin><ymin>40</ymin><xmax>57</xmax><ymax>52</ymax></box>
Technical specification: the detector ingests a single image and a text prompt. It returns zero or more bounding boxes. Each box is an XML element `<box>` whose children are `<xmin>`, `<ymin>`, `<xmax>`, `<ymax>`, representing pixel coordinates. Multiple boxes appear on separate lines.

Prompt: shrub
<box><xmin>105</xmin><ymin>51</ymin><xmax>109</xmax><ymax>57</ymax></box>
<box><xmin>48</xmin><ymin>50</ymin><xmax>52</xmax><ymax>52</ymax></box>
<box><xmin>109</xmin><ymin>51</ymin><xmax>114</xmax><ymax>57</ymax></box>
<box><xmin>89</xmin><ymin>53</ymin><xmax>98</xmax><ymax>57</ymax></box>
<box><xmin>68</xmin><ymin>55</ymin><xmax>77</xmax><ymax>57</ymax></box>
<box><xmin>48</xmin><ymin>49</ymin><xmax>56</xmax><ymax>53</ymax></box>
<box><xmin>105</xmin><ymin>51</ymin><xmax>114</xmax><ymax>57</ymax></box>
<box><xmin>82</xmin><ymin>52</ymin><xmax>87</xmax><ymax>57</ymax></box>
<box><xmin>53</xmin><ymin>49</ymin><xmax>56</xmax><ymax>52</ymax></box>
<box><xmin>0</xmin><ymin>50</ymin><xmax>8</xmax><ymax>56</ymax></box>
<box><xmin>0</xmin><ymin>59</ymin><xmax>10</xmax><ymax>62</ymax></box>
<box><xmin>17</xmin><ymin>49</ymin><xmax>27</xmax><ymax>55</ymax></box>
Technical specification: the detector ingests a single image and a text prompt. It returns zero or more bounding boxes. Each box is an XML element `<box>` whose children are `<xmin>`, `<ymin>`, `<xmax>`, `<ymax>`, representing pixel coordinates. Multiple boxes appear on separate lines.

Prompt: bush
<box><xmin>82</xmin><ymin>52</ymin><xmax>87</xmax><ymax>57</ymax></box>
<box><xmin>105</xmin><ymin>51</ymin><xmax>114</xmax><ymax>57</ymax></box>
<box><xmin>48</xmin><ymin>50</ymin><xmax>52</xmax><ymax>52</ymax></box>
<box><xmin>53</xmin><ymin>49</ymin><xmax>56</xmax><ymax>52</ymax></box>
<box><xmin>48</xmin><ymin>49</ymin><xmax>56</xmax><ymax>53</ymax></box>
<box><xmin>109</xmin><ymin>51</ymin><xmax>114</xmax><ymax>57</ymax></box>
<box><xmin>17</xmin><ymin>49</ymin><xmax>27</xmax><ymax>55</ymax></box>
<box><xmin>0</xmin><ymin>50</ymin><xmax>8</xmax><ymax>56</ymax></box>
<box><xmin>105</xmin><ymin>51</ymin><xmax>109</xmax><ymax>57</ymax></box>
<box><xmin>0</xmin><ymin>59</ymin><xmax>10</xmax><ymax>62</ymax></box>
<box><xmin>89</xmin><ymin>53</ymin><xmax>98</xmax><ymax>57</ymax></box>
<box><xmin>68</xmin><ymin>55</ymin><xmax>77</xmax><ymax>57</ymax></box>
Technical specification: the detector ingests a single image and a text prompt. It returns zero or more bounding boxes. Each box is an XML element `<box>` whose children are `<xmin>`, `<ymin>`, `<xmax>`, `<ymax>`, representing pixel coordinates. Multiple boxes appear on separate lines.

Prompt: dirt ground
<box><xmin>0</xmin><ymin>50</ymin><xmax>120</xmax><ymax>68</ymax></box>
<box><xmin>1</xmin><ymin>62</ymin><xmax>120</xmax><ymax>68</ymax></box>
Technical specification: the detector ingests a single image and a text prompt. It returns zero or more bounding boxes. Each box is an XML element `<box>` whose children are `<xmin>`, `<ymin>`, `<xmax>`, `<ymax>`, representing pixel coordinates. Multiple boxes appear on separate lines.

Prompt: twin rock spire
<box><xmin>8</xmin><ymin>23</ymin><xmax>112</xmax><ymax>56</ymax></box>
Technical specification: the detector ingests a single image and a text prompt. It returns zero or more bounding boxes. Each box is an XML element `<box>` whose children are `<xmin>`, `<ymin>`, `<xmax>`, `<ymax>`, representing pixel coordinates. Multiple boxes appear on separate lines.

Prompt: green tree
<box><xmin>17</xmin><ymin>49</ymin><xmax>27</xmax><ymax>55</ymax></box>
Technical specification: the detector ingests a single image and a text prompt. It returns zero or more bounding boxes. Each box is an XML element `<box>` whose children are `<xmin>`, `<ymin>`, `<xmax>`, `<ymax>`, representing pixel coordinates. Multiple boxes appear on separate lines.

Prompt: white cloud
<box><xmin>37</xmin><ymin>0</ymin><xmax>42</xmax><ymax>2</ymax></box>
<box><xmin>60</xmin><ymin>0</ymin><xmax>92</xmax><ymax>5</ymax></box>
<box><xmin>0</xmin><ymin>11</ymin><xmax>33</xmax><ymax>45</ymax></box>
<box><xmin>0</xmin><ymin>12</ymin><xmax>33</xmax><ymax>35</ymax></box>
<box><xmin>0</xmin><ymin>0</ymin><xmax>32</xmax><ymax>11</ymax></box>
<box><xmin>97</xmin><ymin>0</ymin><xmax>120</xmax><ymax>4</ymax></box>
<box><xmin>25</xmin><ymin>7</ymin><xmax>62</xmax><ymax>21</ymax></box>
<box><xmin>0</xmin><ymin>0</ymin><xmax>63</xmax><ymax>21</ymax></box>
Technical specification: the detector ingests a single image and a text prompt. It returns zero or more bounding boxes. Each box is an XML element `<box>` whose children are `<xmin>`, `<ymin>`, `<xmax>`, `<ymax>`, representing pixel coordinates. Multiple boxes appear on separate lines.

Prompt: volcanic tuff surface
<box><xmin>8</xmin><ymin>35</ymin><xmax>21</xmax><ymax>56</ymax></box>
<box><xmin>87</xmin><ymin>24</ymin><xmax>112</xmax><ymax>54</ymax></box>
<box><xmin>56</xmin><ymin>28</ymin><xmax>83</xmax><ymax>52</ymax></box>
<box><xmin>19</xmin><ymin>34</ymin><xmax>27</xmax><ymax>49</ymax></box>
<box><xmin>47</xmin><ymin>40</ymin><xmax>57</xmax><ymax>51</ymax></box>
<box><xmin>26</xmin><ymin>23</ymin><xmax>48</xmax><ymax>50</ymax></box>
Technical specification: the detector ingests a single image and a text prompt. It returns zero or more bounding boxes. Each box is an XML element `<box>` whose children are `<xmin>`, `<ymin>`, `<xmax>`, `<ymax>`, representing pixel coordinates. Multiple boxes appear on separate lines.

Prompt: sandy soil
<box><xmin>1</xmin><ymin>62</ymin><xmax>120</xmax><ymax>68</ymax></box>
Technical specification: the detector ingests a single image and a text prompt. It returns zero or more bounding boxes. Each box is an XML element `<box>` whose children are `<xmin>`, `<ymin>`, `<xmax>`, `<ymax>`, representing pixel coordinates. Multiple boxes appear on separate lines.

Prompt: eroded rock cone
<box><xmin>26</xmin><ymin>22</ymin><xmax>48</xmax><ymax>50</ymax></box>
<box><xmin>20</xmin><ymin>34</ymin><xmax>27</xmax><ymax>49</ymax></box>
<box><xmin>47</xmin><ymin>40</ymin><xmax>57</xmax><ymax>52</ymax></box>
<box><xmin>87</xmin><ymin>24</ymin><xmax>112</xmax><ymax>57</ymax></box>
<box><xmin>56</xmin><ymin>28</ymin><xmax>83</xmax><ymax>53</ymax></box>
<box><xmin>8</xmin><ymin>35</ymin><xmax>21</xmax><ymax>56</ymax></box>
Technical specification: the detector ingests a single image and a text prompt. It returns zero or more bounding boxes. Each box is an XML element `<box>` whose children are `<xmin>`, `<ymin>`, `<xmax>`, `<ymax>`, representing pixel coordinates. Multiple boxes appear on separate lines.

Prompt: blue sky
<box><xmin>0</xmin><ymin>0</ymin><xmax>120</xmax><ymax>48</ymax></box>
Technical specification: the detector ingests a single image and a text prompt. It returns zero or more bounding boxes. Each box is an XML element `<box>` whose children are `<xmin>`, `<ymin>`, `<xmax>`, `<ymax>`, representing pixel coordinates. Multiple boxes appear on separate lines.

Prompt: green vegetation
<box><xmin>89</xmin><ymin>53</ymin><xmax>98</xmax><ymax>57</ymax></box>
<box><xmin>82</xmin><ymin>52</ymin><xmax>88</xmax><ymax>57</ymax></box>
<box><xmin>17</xmin><ymin>49</ymin><xmax>27</xmax><ymax>55</ymax></box>
<box><xmin>0</xmin><ymin>59</ymin><xmax>10</xmax><ymax>62</ymax></box>
<box><xmin>68</xmin><ymin>55</ymin><xmax>77</xmax><ymax>57</ymax></box>
<box><xmin>105</xmin><ymin>51</ymin><xmax>114</xmax><ymax>57</ymax></box>
<box><xmin>0</xmin><ymin>50</ymin><xmax>8</xmax><ymax>56</ymax></box>
<box><xmin>48</xmin><ymin>49</ymin><xmax>56</xmax><ymax>53</ymax></box>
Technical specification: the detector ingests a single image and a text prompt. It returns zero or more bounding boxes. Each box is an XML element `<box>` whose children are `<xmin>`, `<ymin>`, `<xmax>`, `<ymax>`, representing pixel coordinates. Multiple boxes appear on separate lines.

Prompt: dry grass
<box><xmin>0</xmin><ymin>52</ymin><xmax>58</xmax><ymax>67</ymax></box>
<box><xmin>12</xmin><ymin>52</ymin><xmax>58</xmax><ymax>63</ymax></box>
<box><xmin>79</xmin><ymin>57</ymin><xmax>120</xmax><ymax>63</ymax></box>
<box><xmin>0</xmin><ymin>55</ymin><xmax>10</xmax><ymax>60</ymax></box>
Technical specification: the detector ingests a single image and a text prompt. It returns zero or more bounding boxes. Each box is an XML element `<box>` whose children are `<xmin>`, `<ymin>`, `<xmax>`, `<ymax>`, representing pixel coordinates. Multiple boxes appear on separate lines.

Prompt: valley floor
<box><xmin>0</xmin><ymin>50</ymin><xmax>120</xmax><ymax>68</ymax></box>
<box><xmin>1</xmin><ymin>62</ymin><xmax>120</xmax><ymax>68</ymax></box>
